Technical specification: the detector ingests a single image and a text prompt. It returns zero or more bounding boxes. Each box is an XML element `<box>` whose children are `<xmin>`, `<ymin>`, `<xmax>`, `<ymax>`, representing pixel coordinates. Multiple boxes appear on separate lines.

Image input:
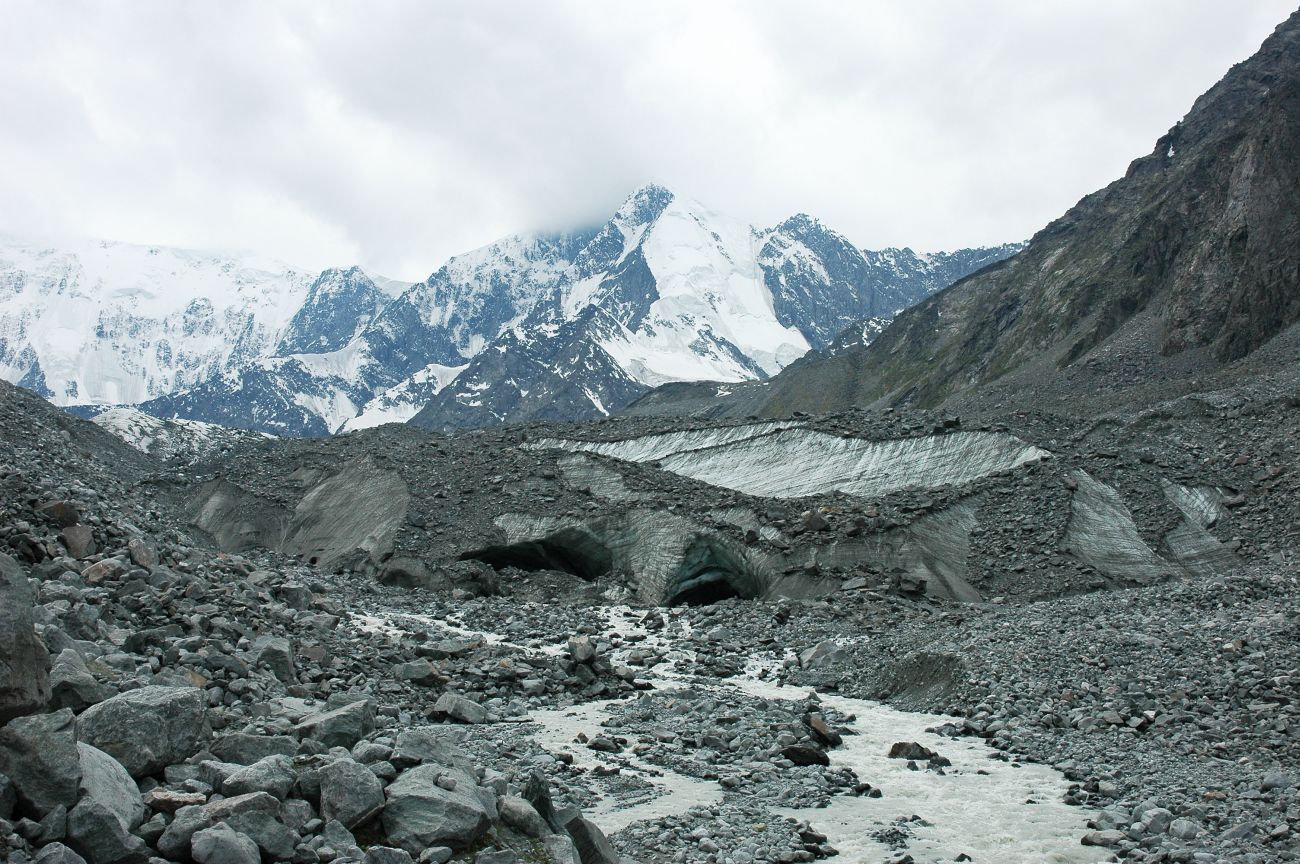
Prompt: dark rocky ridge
<box><xmin>633</xmin><ymin>10</ymin><xmax>1300</xmax><ymax>423</ymax></box>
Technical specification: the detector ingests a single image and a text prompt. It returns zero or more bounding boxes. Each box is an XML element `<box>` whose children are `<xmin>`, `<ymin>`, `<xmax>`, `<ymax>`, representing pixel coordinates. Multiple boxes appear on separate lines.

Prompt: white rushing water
<box><xmin>351</xmin><ymin>606</ymin><xmax>1104</xmax><ymax>863</ymax></box>
<box><xmin>729</xmin><ymin>676</ymin><xmax>1107</xmax><ymax>864</ymax></box>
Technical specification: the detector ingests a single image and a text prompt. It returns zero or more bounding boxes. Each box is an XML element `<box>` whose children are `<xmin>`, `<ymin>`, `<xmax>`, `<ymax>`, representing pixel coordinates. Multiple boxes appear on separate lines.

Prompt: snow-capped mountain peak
<box><xmin>1</xmin><ymin>190</ymin><xmax>1024</xmax><ymax>436</ymax></box>
<box><xmin>0</xmin><ymin>233</ymin><xmax>313</xmax><ymax>405</ymax></box>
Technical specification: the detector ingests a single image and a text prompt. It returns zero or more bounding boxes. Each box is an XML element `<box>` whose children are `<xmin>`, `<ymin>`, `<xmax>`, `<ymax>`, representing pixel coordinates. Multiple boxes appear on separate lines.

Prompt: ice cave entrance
<box><xmin>458</xmin><ymin>527</ymin><xmax>613</xmax><ymax>582</ymax></box>
<box><xmin>664</xmin><ymin>536</ymin><xmax>760</xmax><ymax>606</ymax></box>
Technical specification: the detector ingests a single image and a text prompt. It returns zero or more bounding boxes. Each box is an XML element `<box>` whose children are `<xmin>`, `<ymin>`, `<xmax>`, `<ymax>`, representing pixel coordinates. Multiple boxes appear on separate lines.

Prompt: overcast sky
<box><xmin>0</xmin><ymin>1</ymin><xmax>1294</xmax><ymax>280</ymax></box>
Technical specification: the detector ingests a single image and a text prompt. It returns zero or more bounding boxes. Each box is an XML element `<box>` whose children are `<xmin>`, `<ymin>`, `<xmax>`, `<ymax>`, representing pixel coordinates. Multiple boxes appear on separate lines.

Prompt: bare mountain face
<box><xmin>725</xmin><ymin>10</ymin><xmax>1300</xmax><ymax>419</ymax></box>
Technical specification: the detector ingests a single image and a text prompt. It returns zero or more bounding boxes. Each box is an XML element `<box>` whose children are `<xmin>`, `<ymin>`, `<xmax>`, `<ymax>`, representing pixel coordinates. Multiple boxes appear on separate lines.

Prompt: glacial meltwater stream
<box><xmin>355</xmin><ymin>606</ymin><xmax>1107</xmax><ymax>863</ymax></box>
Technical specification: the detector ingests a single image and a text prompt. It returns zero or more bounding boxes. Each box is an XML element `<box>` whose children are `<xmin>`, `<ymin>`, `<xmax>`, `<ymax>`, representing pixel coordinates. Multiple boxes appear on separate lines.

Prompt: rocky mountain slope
<box><xmin>647</xmin><ymin>10</ymin><xmax>1300</xmax><ymax>423</ymax></box>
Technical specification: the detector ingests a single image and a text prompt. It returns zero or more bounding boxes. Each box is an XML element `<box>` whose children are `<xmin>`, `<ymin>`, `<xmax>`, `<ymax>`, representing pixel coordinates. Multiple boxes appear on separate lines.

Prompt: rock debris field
<box><xmin>0</xmin><ymin>377</ymin><xmax>1297</xmax><ymax>864</ymax></box>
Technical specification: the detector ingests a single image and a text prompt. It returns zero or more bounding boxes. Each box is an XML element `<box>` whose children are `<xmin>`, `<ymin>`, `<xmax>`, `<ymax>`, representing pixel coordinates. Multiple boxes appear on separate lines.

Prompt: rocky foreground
<box><xmin>0</xmin><ymin>375</ymin><xmax>1297</xmax><ymax>864</ymax></box>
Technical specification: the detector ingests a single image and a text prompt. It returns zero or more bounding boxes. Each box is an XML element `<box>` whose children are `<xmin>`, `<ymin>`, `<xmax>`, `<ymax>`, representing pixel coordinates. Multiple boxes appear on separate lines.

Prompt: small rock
<box><xmin>1081</xmin><ymin>829</ymin><xmax>1126</xmax><ymax>847</ymax></box>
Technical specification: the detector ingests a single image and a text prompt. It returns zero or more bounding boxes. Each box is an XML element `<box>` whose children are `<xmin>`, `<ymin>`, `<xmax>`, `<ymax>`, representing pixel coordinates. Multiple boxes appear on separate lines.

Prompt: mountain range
<box><xmin>0</xmin><ymin>191</ymin><xmax>1021</xmax><ymax>435</ymax></box>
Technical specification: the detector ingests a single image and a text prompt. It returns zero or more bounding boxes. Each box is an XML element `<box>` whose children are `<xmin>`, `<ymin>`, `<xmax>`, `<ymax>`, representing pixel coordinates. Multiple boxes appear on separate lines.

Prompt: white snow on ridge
<box><xmin>0</xmin><ymin>234</ymin><xmax>312</xmax><ymax>406</ymax></box>
<box><xmin>609</xmin><ymin>197</ymin><xmax>810</xmax><ymax>385</ymax></box>
<box><xmin>92</xmin><ymin>406</ymin><xmax>273</xmax><ymax>460</ymax></box>
<box><xmin>342</xmin><ymin>361</ymin><xmax>467</xmax><ymax>432</ymax></box>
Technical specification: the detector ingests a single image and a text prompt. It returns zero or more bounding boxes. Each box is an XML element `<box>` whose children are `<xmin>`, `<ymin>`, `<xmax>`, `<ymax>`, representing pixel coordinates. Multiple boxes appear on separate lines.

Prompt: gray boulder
<box><xmin>191</xmin><ymin>823</ymin><xmax>260</xmax><ymax>864</ymax></box>
<box><xmin>65</xmin><ymin>797</ymin><xmax>149</xmax><ymax>864</ymax></box>
<box><xmin>475</xmin><ymin>852</ymin><xmax>518</xmax><ymax>864</ymax></box>
<box><xmin>210</xmin><ymin>733</ymin><xmax>297</xmax><ymax>765</ymax></box>
<box><xmin>126</xmin><ymin>538</ymin><xmax>155</xmax><ymax>569</ymax></box>
<box><xmin>567</xmin><ymin>636</ymin><xmax>596</xmax><ymax>664</ymax></box>
<box><xmin>543</xmin><ymin>835</ymin><xmax>582</xmax><ymax>864</ymax></box>
<box><xmin>60</xmin><ymin>526</ymin><xmax>96</xmax><ymax>559</ymax></box>
<box><xmin>76</xmin><ymin>686</ymin><xmax>211</xmax><ymax>778</ymax></box>
<box><xmin>0</xmin><ymin>552</ymin><xmax>51</xmax><ymax>723</ymax></box>
<box><xmin>320</xmin><ymin>819</ymin><xmax>363</xmax><ymax>858</ymax></box>
<box><xmin>390</xmin><ymin>727</ymin><xmax>471</xmax><ymax>770</ymax></box>
<box><xmin>222</xmin><ymin>808</ymin><xmax>297</xmax><ymax>861</ymax></box>
<box><xmin>294</xmin><ymin>698</ymin><xmax>374</xmax><ymax>749</ymax></box>
<box><xmin>498</xmin><ymin>796</ymin><xmax>548</xmax><ymax>838</ymax></box>
<box><xmin>157</xmin><ymin>792</ymin><xmax>281</xmax><ymax>860</ymax></box>
<box><xmin>365</xmin><ymin>848</ymin><xmax>415</xmax><ymax>864</ymax></box>
<box><xmin>319</xmin><ymin>758</ymin><xmax>385</xmax><ymax>829</ymax></box>
<box><xmin>157</xmin><ymin>804</ymin><xmax>215</xmax><ymax>860</ymax></box>
<box><xmin>565</xmin><ymin>815</ymin><xmax>620</xmax><ymax>864</ymax></box>
<box><xmin>0</xmin><ymin>769</ymin><xmax>14</xmax><ymax>819</ymax></box>
<box><xmin>432</xmin><ymin>692</ymin><xmax>489</xmax><ymax>724</ymax></box>
<box><xmin>0</xmin><ymin>708</ymin><xmax>81</xmax><ymax>817</ymax></box>
<box><xmin>381</xmin><ymin>764</ymin><xmax>494</xmax><ymax>854</ymax></box>
<box><xmin>48</xmin><ymin>649</ymin><xmax>111</xmax><ymax>712</ymax></box>
<box><xmin>221</xmin><ymin>754</ymin><xmax>296</xmax><ymax>800</ymax></box>
<box><xmin>251</xmin><ymin>636</ymin><xmax>295</xmax><ymax>683</ymax></box>
<box><xmin>77</xmin><ymin>742</ymin><xmax>145</xmax><ymax>831</ymax></box>
<box><xmin>33</xmin><ymin>843</ymin><xmax>89</xmax><ymax>864</ymax></box>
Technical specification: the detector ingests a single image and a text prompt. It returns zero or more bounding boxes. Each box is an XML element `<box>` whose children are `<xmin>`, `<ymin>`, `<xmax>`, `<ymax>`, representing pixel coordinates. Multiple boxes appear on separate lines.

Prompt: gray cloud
<box><xmin>0</xmin><ymin>0</ymin><xmax>1293</xmax><ymax>279</ymax></box>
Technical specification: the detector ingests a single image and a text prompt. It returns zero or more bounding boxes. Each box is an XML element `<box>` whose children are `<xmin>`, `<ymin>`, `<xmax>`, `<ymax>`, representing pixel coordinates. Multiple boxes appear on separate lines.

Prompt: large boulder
<box><xmin>432</xmin><ymin>692</ymin><xmax>489</xmax><ymax>724</ymax></box>
<box><xmin>210</xmin><ymin>733</ymin><xmax>297</xmax><ymax>765</ymax></box>
<box><xmin>564</xmin><ymin>815</ymin><xmax>620</xmax><ymax>864</ymax></box>
<box><xmin>293</xmin><ymin>698</ymin><xmax>374</xmax><ymax>749</ymax></box>
<box><xmin>0</xmin><ymin>552</ymin><xmax>51</xmax><ymax>723</ymax></box>
<box><xmin>221</xmin><ymin>754</ymin><xmax>296</xmax><ymax>800</ymax></box>
<box><xmin>319</xmin><ymin>758</ymin><xmax>385</xmax><ymax>829</ymax></box>
<box><xmin>381</xmin><ymin>764</ymin><xmax>495</xmax><ymax>854</ymax></box>
<box><xmin>77</xmin><ymin>742</ymin><xmax>145</xmax><ymax>831</ymax></box>
<box><xmin>0</xmin><ymin>770</ymin><xmax>15</xmax><ymax>819</ymax></box>
<box><xmin>251</xmin><ymin>636</ymin><xmax>295</xmax><ymax>683</ymax></box>
<box><xmin>156</xmin><ymin>792</ymin><xmax>281</xmax><ymax>860</ymax></box>
<box><xmin>0</xmin><ymin>708</ymin><xmax>81</xmax><ymax>817</ymax></box>
<box><xmin>390</xmin><ymin>727</ymin><xmax>471</xmax><ymax>770</ymax></box>
<box><xmin>76</xmin><ymin>686</ymin><xmax>211</xmax><ymax>778</ymax></box>
<box><xmin>190</xmin><ymin>823</ymin><xmax>261</xmax><ymax>864</ymax></box>
<box><xmin>49</xmin><ymin>649</ymin><xmax>111</xmax><ymax>712</ymax></box>
<box><xmin>66</xmin><ymin>797</ymin><xmax>150</xmax><ymax>864</ymax></box>
<box><xmin>498</xmin><ymin>796</ymin><xmax>548</xmax><ymax>838</ymax></box>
